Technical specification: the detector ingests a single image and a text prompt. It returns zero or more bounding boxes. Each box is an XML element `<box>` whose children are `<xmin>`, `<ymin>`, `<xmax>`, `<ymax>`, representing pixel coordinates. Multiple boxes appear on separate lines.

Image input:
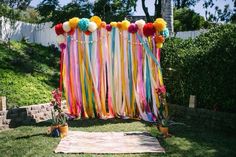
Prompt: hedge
<box><xmin>161</xmin><ymin>24</ymin><xmax>236</xmax><ymax>112</ymax></box>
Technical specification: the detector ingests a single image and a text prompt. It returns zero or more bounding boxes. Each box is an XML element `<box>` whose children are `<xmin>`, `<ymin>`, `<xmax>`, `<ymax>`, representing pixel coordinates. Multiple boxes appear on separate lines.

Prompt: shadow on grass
<box><xmin>33</xmin><ymin>118</ymin><xmax>149</xmax><ymax>128</ymax></box>
<box><xmin>16</xmin><ymin>133</ymin><xmax>48</xmax><ymax>140</ymax></box>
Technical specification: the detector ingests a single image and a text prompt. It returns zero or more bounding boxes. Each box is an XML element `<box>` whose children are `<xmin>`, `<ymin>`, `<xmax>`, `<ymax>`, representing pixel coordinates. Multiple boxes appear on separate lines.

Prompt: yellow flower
<box><xmin>90</xmin><ymin>16</ymin><xmax>102</xmax><ymax>27</ymax></box>
<box><xmin>69</xmin><ymin>17</ymin><xmax>80</xmax><ymax>29</ymax></box>
<box><xmin>121</xmin><ymin>20</ymin><xmax>130</xmax><ymax>30</ymax></box>
<box><xmin>156</xmin><ymin>43</ymin><xmax>163</xmax><ymax>48</ymax></box>
<box><xmin>153</xmin><ymin>18</ymin><xmax>167</xmax><ymax>32</ymax></box>
<box><xmin>110</xmin><ymin>22</ymin><xmax>117</xmax><ymax>27</ymax></box>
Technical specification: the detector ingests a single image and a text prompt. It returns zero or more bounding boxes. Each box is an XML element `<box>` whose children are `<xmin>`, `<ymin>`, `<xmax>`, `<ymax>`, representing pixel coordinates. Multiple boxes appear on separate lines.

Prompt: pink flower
<box><xmin>157</xmin><ymin>86</ymin><xmax>166</xmax><ymax>94</ymax></box>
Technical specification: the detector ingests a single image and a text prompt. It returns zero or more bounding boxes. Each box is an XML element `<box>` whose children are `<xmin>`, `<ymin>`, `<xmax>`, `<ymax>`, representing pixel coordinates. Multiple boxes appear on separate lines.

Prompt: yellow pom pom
<box><xmin>110</xmin><ymin>22</ymin><xmax>117</xmax><ymax>27</ymax></box>
<box><xmin>156</xmin><ymin>43</ymin><xmax>163</xmax><ymax>48</ymax></box>
<box><xmin>69</xmin><ymin>17</ymin><xmax>79</xmax><ymax>29</ymax></box>
<box><xmin>153</xmin><ymin>18</ymin><xmax>167</xmax><ymax>32</ymax></box>
<box><xmin>90</xmin><ymin>16</ymin><xmax>102</xmax><ymax>27</ymax></box>
<box><xmin>121</xmin><ymin>20</ymin><xmax>130</xmax><ymax>30</ymax></box>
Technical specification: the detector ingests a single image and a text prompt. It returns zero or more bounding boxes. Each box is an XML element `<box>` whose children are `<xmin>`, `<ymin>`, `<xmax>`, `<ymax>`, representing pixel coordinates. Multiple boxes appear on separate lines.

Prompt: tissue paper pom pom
<box><xmin>160</xmin><ymin>28</ymin><xmax>169</xmax><ymax>38</ymax></box>
<box><xmin>90</xmin><ymin>16</ymin><xmax>102</xmax><ymax>27</ymax></box>
<box><xmin>106</xmin><ymin>24</ymin><xmax>112</xmax><ymax>31</ymax></box>
<box><xmin>56</xmin><ymin>34</ymin><xmax>66</xmax><ymax>44</ymax></box>
<box><xmin>62</xmin><ymin>21</ymin><xmax>71</xmax><ymax>33</ymax></box>
<box><xmin>78</xmin><ymin>18</ymin><xmax>90</xmax><ymax>31</ymax></box>
<box><xmin>128</xmin><ymin>23</ymin><xmax>138</xmax><ymax>33</ymax></box>
<box><xmin>101</xmin><ymin>21</ymin><xmax>106</xmax><ymax>28</ymax></box>
<box><xmin>55</xmin><ymin>23</ymin><xmax>64</xmax><ymax>35</ymax></box>
<box><xmin>135</xmin><ymin>19</ymin><xmax>145</xmax><ymax>30</ymax></box>
<box><xmin>153</xmin><ymin>18</ymin><xmax>167</xmax><ymax>32</ymax></box>
<box><xmin>110</xmin><ymin>22</ymin><xmax>117</xmax><ymax>27</ymax></box>
<box><xmin>155</xmin><ymin>35</ymin><xmax>165</xmax><ymax>43</ymax></box>
<box><xmin>117</xmin><ymin>22</ymin><xmax>122</xmax><ymax>29</ymax></box>
<box><xmin>59</xmin><ymin>43</ymin><xmax>66</xmax><ymax>50</ymax></box>
<box><xmin>121</xmin><ymin>20</ymin><xmax>130</xmax><ymax>30</ymax></box>
<box><xmin>156</xmin><ymin>43</ymin><xmax>163</xmax><ymax>48</ymax></box>
<box><xmin>143</xmin><ymin>23</ymin><xmax>155</xmax><ymax>37</ymax></box>
<box><xmin>88</xmin><ymin>22</ymin><xmax>97</xmax><ymax>32</ymax></box>
<box><xmin>85</xmin><ymin>30</ymin><xmax>91</xmax><ymax>35</ymax></box>
<box><xmin>69</xmin><ymin>17</ymin><xmax>79</xmax><ymax>29</ymax></box>
<box><xmin>68</xmin><ymin>29</ymin><xmax>75</xmax><ymax>35</ymax></box>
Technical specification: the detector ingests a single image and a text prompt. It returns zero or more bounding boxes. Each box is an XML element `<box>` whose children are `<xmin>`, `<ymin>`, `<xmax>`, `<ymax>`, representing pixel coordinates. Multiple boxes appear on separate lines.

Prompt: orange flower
<box><xmin>117</xmin><ymin>22</ymin><xmax>123</xmax><ymax>30</ymax></box>
<box><xmin>155</xmin><ymin>35</ymin><xmax>165</xmax><ymax>43</ymax></box>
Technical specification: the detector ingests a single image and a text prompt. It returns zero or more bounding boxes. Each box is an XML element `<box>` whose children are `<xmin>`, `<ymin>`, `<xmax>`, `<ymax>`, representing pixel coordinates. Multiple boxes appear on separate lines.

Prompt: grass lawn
<box><xmin>0</xmin><ymin>119</ymin><xmax>235</xmax><ymax>157</ymax></box>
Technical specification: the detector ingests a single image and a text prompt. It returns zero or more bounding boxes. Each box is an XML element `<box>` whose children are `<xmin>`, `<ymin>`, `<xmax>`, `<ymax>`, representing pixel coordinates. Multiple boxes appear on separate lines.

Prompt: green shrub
<box><xmin>162</xmin><ymin>24</ymin><xmax>236</xmax><ymax>112</ymax></box>
<box><xmin>0</xmin><ymin>41</ymin><xmax>60</xmax><ymax>108</ymax></box>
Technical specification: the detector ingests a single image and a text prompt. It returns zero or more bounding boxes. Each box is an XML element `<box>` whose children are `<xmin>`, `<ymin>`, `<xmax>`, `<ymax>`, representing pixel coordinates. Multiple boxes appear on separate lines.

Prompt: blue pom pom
<box><xmin>161</xmin><ymin>28</ymin><xmax>169</xmax><ymax>38</ymax></box>
<box><xmin>78</xmin><ymin>18</ymin><xmax>89</xmax><ymax>31</ymax></box>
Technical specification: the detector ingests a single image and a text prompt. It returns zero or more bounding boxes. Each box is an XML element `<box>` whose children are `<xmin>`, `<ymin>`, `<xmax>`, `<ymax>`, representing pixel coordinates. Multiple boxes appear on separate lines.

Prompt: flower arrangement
<box><xmin>48</xmin><ymin>89</ymin><xmax>69</xmax><ymax>138</ymax></box>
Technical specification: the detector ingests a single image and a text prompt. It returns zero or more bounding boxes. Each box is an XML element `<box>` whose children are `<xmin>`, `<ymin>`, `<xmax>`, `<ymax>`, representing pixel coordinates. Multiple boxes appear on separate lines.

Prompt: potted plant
<box><xmin>49</xmin><ymin>89</ymin><xmax>69</xmax><ymax>138</ymax></box>
<box><xmin>157</xmin><ymin>117</ymin><xmax>170</xmax><ymax>137</ymax></box>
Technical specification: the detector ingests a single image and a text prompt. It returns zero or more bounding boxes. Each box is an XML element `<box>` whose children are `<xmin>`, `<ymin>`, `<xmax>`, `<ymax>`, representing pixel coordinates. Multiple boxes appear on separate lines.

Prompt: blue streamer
<box><xmin>128</xmin><ymin>33</ymin><xmax>133</xmax><ymax>100</ymax></box>
<box><xmin>136</xmin><ymin>33</ymin><xmax>162</xmax><ymax>76</ymax></box>
<box><xmin>145</xmin><ymin>57</ymin><xmax>152</xmax><ymax>103</ymax></box>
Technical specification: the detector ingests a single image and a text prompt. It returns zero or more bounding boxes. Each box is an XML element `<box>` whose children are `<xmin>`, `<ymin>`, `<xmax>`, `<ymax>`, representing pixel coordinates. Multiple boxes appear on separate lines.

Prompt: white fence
<box><xmin>0</xmin><ymin>17</ymin><xmax>208</xmax><ymax>46</ymax></box>
<box><xmin>0</xmin><ymin>17</ymin><xmax>57</xmax><ymax>46</ymax></box>
<box><xmin>174</xmin><ymin>29</ymin><xmax>208</xmax><ymax>39</ymax></box>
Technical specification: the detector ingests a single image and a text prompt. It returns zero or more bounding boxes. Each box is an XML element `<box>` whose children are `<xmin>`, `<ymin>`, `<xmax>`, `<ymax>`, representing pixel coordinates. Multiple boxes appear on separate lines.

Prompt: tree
<box><xmin>203</xmin><ymin>0</ymin><xmax>233</xmax><ymax>23</ymax></box>
<box><xmin>174</xmin><ymin>8</ymin><xmax>207</xmax><ymax>31</ymax></box>
<box><xmin>93</xmin><ymin>0</ymin><xmax>137</xmax><ymax>22</ymax></box>
<box><xmin>173</xmin><ymin>0</ymin><xmax>199</xmax><ymax>9</ymax></box>
<box><xmin>141</xmin><ymin>0</ymin><xmax>161</xmax><ymax>22</ymax></box>
<box><xmin>230</xmin><ymin>0</ymin><xmax>236</xmax><ymax>23</ymax></box>
<box><xmin>0</xmin><ymin>1</ymin><xmax>23</xmax><ymax>48</ymax></box>
<box><xmin>37</xmin><ymin>0</ymin><xmax>92</xmax><ymax>26</ymax></box>
<box><xmin>0</xmin><ymin>0</ymin><xmax>32</xmax><ymax>10</ymax></box>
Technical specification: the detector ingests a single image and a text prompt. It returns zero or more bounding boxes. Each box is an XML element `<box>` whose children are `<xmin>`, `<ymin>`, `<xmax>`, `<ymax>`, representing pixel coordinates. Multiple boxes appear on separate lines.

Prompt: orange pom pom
<box><xmin>117</xmin><ymin>22</ymin><xmax>123</xmax><ymax>30</ymax></box>
<box><xmin>101</xmin><ymin>21</ymin><xmax>106</xmax><ymax>28</ymax></box>
<box><xmin>155</xmin><ymin>35</ymin><xmax>165</xmax><ymax>43</ymax></box>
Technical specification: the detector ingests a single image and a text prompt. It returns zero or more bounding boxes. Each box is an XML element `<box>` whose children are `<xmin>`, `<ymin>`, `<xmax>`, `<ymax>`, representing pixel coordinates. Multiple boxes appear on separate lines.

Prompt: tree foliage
<box><xmin>203</xmin><ymin>0</ymin><xmax>233</xmax><ymax>23</ymax></box>
<box><xmin>0</xmin><ymin>0</ymin><xmax>32</xmax><ymax>10</ymax></box>
<box><xmin>174</xmin><ymin>8</ymin><xmax>208</xmax><ymax>31</ymax></box>
<box><xmin>173</xmin><ymin>0</ymin><xmax>199</xmax><ymax>9</ymax></box>
<box><xmin>93</xmin><ymin>0</ymin><xmax>137</xmax><ymax>22</ymax></box>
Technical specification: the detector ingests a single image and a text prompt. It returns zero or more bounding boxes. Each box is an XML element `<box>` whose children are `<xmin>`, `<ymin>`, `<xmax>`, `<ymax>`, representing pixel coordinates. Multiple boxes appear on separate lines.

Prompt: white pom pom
<box><xmin>88</xmin><ymin>21</ymin><xmax>97</xmax><ymax>32</ymax></box>
<box><xmin>135</xmin><ymin>19</ymin><xmax>146</xmax><ymax>30</ymax></box>
<box><xmin>62</xmin><ymin>21</ymin><xmax>71</xmax><ymax>32</ymax></box>
<box><xmin>56</xmin><ymin>34</ymin><xmax>65</xmax><ymax>44</ymax></box>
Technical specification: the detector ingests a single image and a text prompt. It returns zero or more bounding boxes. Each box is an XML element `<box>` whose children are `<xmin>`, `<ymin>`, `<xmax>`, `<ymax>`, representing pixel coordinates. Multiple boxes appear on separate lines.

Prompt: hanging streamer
<box><xmin>54</xmin><ymin>17</ymin><xmax>169</xmax><ymax>122</ymax></box>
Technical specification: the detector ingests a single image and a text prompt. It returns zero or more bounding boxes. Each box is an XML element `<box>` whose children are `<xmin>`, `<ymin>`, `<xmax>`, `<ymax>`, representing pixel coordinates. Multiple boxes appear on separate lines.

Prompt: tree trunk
<box><xmin>154</xmin><ymin>0</ymin><xmax>162</xmax><ymax>19</ymax></box>
<box><xmin>161</xmin><ymin>0</ymin><xmax>174</xmax><ymax>33</ymax></box>
<box><xmin>141</xmin><ymin>0</ymin><xmax>152</xmax><ymax>22</ymax></box>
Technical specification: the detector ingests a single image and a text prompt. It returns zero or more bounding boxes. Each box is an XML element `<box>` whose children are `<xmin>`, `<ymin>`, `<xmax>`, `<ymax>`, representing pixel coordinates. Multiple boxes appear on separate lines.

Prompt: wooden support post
<box><xmin>189</xmin><ymin>95</ymin><xmax>196</xmax><ymax>108</ymax></box>
<box><xmin>0</xmin><ymin>96</ymin><xmax>6</xmax><ymax>111</ymax></box>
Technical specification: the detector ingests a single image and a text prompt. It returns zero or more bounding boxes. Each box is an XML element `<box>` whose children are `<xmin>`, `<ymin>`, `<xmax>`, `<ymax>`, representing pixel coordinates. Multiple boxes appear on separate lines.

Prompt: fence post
<box><xmin>189</xmin><ymin>95</ymin><xmax>196</xmax><ymax>108</ymax></box>
<box><xmin>0</xmin><ymin>96</ymin><xmax>6</xmax><ymax>111</ymax></box>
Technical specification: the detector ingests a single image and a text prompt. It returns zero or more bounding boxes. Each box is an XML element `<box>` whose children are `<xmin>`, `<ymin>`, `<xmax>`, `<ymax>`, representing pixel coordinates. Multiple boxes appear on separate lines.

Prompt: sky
<box><xmin>30</xmin><ymin>0</ymin><xmax>234</xmax><ymax>18</ymax></box>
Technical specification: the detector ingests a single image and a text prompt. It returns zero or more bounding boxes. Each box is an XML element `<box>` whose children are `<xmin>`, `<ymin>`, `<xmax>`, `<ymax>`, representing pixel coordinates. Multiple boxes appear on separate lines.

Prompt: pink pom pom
<box><xmin>59</xmin><ymin>43</ymin><xmax>66</xmax><ymax>50</ymax></box>
<box><xmin>106</xmin><ymin>24</ymin><xmax>112</xmax><ymax>31</ymax></box>
<box><xmin>128</xmin><ymin>23</ymin><xmax>138</xmax><ymax>34</ymax></box>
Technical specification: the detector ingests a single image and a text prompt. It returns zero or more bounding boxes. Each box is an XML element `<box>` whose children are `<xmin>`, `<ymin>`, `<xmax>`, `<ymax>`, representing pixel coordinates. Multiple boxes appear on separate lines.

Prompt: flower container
<box><xmin>158</xmin><ymin>125</ymin><xmax>169</xmax><ymax>136</ymax></box>
<box><xmin>59</xmin><ymin>124</ymin><xmax>68</xmax><ymax>137</ymax></box>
